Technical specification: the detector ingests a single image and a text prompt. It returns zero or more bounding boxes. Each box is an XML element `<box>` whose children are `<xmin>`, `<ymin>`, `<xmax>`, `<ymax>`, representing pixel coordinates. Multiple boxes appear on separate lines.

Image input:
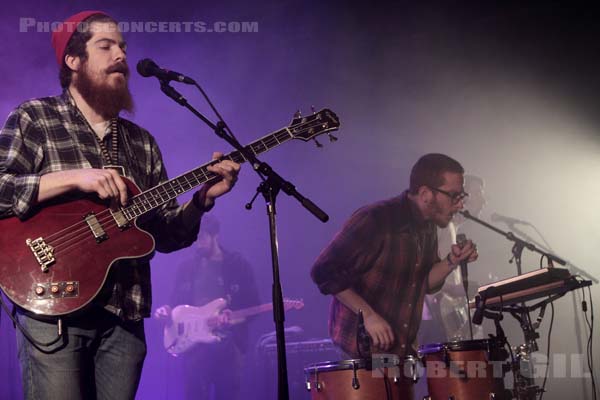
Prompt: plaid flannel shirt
<box><xmin>311</xmin><ymin>191</ymin><xmax>441</xmax><ymax>357</ymax></box>
<box><xmin>0</xmin><ymin>91</ymin><xmax>200</xmax><ymax>320</ymax></box>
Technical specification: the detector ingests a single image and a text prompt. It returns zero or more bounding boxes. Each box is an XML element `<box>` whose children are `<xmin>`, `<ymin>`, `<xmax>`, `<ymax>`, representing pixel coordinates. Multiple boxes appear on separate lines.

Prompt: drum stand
<box><xmin>502</xmin><ymin>293</ymin><xmax>563</xmax><ymax>399</ymax></box>
<box><xmin>473</xmin><ymin>291</ymin><xmax>553</xmax><ymax>399</ymax></box>
<box><xmin>480</xmin><ymin>308</ymin><xmax>514</xmax><ymax>399</ymax></box>
<box><xmin>509</xmin><ymin>305</ymin><xmax>543</xmax><ymax>400</ymax></box>
<box><xmin>460</xmin><ymin>210</ymin><xmax>596</xmax><ymax>400</ymax></box>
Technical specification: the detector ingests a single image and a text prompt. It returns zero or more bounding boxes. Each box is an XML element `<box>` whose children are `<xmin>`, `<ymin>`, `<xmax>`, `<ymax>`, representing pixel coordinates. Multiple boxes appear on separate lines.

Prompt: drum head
<box><xmin>303</xmin><ymin>359</ymin><xmax>370</xmax><ymax>374</ymax></box>
<box><xmin>419</xmin><ymin>338</ymin><xmax>503</xmax><ymax>355</ymax></box>
<box><xmin>304</xmin><ymin>355</ymin><xmax>401</xmax><ymax>374</ymax></box>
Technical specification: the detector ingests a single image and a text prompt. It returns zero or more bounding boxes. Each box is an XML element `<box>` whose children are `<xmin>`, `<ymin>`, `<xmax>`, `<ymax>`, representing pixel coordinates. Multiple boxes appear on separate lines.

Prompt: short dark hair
<box><xmin>409</xmin><ymin>153</ymin><xmax>464</xmax><ymax>194</ymax></box>
<box><xmin>58</xmin><ymin>14</ymin><xmax>118</xmax><ymax>88</ymax></box>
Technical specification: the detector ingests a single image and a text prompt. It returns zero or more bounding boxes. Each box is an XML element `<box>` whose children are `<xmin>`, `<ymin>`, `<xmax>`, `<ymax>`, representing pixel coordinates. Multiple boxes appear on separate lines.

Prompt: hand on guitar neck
<box><xmin>208</xmin><ymin>308</ymin><xmax>246</xmax><ymax>328</ymax></box>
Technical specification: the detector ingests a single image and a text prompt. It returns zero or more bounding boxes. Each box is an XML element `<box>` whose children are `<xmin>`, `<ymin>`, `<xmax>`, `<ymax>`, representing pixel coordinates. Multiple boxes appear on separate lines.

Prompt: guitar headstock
<box><xmin>283</xmin><ymin>298</ymin><xmax>305</xmax><ymax>311</ymax></box>
<box><xmin>288</xmin><ymin>108</ymin><xmax>340</xmax><ymax>144</ymax></box>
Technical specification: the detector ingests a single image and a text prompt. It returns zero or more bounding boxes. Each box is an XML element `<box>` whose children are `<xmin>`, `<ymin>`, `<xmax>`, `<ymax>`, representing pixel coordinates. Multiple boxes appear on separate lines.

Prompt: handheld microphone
<box><xmin>456</xmin><ymin>233</ymin><xmax>469</xmax><ymax>285</ymax></box>
<box><xmin>136</xmin><ymin>58</ymin><xmax>196</xmax><ymax>84</ymax></box>
<box><xmin>456</xmin><ymin>233</ymin><xmax>475</xmax><ymax>339</ymax></box>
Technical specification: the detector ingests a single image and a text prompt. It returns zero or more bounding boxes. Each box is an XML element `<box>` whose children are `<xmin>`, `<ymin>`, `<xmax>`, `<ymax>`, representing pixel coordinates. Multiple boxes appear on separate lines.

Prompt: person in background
<box><xmin>420</xmin><ymin>174</ymin><xmax>487</xmax><ymax>344</ymax></box>
<box><xmin>155</xmin><ymin>215</ymin><xmax>259</xmax><ymax>400</ymax></box>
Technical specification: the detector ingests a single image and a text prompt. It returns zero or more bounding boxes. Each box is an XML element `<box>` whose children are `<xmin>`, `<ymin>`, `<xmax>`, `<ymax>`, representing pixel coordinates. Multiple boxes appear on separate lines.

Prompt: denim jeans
<box><xmin>16</xmin><ymin>307</ymin><xmax>146</xmax><ymax>400</ymax></box>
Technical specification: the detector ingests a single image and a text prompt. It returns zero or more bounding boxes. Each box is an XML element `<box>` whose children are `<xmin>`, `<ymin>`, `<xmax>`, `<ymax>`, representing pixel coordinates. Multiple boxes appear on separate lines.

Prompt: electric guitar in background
<box><xmin>160</xmin><ymin>298</ymin><xmax>304</xmax><ymax>356</ymax></box>
<box><xmin>0</xmin><ymin>109</ymin><xmax>339</xmax><ymax>316</ymax></box>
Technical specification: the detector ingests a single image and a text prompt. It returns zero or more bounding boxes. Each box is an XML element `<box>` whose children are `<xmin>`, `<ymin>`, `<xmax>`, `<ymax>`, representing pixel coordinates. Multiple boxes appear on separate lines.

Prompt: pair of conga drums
<box><xmin>304</xmin><ymin>339</ymin><xmax>510</xmax><ymax>400</ymax></box>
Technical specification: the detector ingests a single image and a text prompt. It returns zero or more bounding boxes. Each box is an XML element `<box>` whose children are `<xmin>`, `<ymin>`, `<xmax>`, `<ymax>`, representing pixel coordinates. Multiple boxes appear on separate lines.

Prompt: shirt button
<box><xmin>411</xmin><ymin>283</ymin><xmax>416</xmax><ymax>288</ymax></box>
<box><xmin>403</xmin><ymin>323</ymin><xmax>408</xmax><ymax>328</ymax></box>
<box><xmin>401</xmin><ymin>344</ymin><xmax>406</xmax><ymax>349</ymax></box>
<box><xmin>408</xmin><ymin>303</ymin><xmax>412</xmax><ymax>308</ymax></box>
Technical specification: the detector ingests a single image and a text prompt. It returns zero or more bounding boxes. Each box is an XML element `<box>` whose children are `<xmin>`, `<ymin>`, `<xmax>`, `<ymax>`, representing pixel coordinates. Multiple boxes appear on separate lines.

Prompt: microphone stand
<box><xmin>157</xmin><ymin>80</ymin><xmax>329</xmax><ymax>400</ymax></box>
<box><xmin>461</xmin><ymin>210</ymin><xmax>575</xmax><ymax>400</ymax></box>
<box><xmin>496</xmin><ymin>215</ymin><xmax>597</xmax><ymax>398</ymax></box>
<box><xmin>462</xmin><ymin>210</ymin><xmax>598</xmax><ymax>280</ymax></box>
<box><xmin>459</xmin><ymin>211</ymin><xmax>566</xmax><ymax>269</ymax></box>
<box><xmin>508</xmin><ymin>221</ymin><xmax>598</xmax><ymax>284</ymax></box>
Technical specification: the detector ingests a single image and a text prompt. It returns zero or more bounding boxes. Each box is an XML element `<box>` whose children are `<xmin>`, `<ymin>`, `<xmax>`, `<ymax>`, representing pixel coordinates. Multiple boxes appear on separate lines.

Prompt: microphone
<box><xmin>456</xmin><ymin>233</ymin><xmax>469</xmax><ymax>286</ymax></box>
<box><xmin>490</xmin><ymin>212</ymin><xmax>529</xmax><ymax>225</ymax></box>
<box><xmin>457</xmin><ymin>233</ymin><xmax>474</xmax><ymax>339</ymax></box>
<box><xmin>136</xmin><ymin>58</ymin><xmax>196</xmax><ymax>84</ymax></box>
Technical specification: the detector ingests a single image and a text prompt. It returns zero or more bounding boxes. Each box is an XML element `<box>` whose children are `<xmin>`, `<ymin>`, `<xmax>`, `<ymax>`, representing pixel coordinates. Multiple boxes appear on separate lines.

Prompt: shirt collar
<box><xmin>402</xmin><ymin>190</ymin><xmax>431</xmax><ymax>232</ymax></box>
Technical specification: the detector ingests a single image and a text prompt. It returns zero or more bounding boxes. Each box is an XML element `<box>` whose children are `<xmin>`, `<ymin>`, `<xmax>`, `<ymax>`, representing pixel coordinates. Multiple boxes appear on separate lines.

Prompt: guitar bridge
<box><xmin>26</xmin><ymin>237</ymin><xmax>55</xmax><ymax>272</ymax></box>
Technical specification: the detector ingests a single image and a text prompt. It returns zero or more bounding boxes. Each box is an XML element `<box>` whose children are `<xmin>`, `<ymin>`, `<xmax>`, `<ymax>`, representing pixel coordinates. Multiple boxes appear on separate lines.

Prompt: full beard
<box><xmin>74</xmin><ymin>61</ymin><xmax>134</xmax><ymax>119</ymax></box>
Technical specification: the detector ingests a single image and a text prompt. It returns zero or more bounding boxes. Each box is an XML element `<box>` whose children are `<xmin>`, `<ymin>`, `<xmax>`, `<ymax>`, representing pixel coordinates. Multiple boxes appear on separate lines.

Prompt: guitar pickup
<box><xmin>111</xmin><ymin>209</ymin><xmax>130</xmax><ymax>229</ymax></box>
<box><xmin>26</xmin><ymin>237</ymin><xmax>55</xmax><ymax>272</ymax></box>
<box><xmin>84</xmin><ymin>213</ymin><xmax>107</xmax><ymax>242</ymax></box>
<box><xmin>32</xmin><ymin>281</ymin><xmax>79</xmax><ymax>300</ymax></box>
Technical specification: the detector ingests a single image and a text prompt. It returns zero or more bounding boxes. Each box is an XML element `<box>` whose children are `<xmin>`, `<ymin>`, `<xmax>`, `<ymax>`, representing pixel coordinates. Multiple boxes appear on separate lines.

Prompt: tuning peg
<box><xmin>327</xmin><ymin>133</ymin><xmax>338</xmax><ymax>142</ymax></box>
<box><xmin>313</xmin><ymin>138</ymin><xmax>323</xmax><ymax>148</ymax></box>
<box><xmin>311</xmin><ymin>105</ymin><xmax>316</xmax><ymax>114</ymax></box>
<box><xmin>293</xmin><ymin>110</ymin><xmax>301</xmax><ymax>119</ymax></box>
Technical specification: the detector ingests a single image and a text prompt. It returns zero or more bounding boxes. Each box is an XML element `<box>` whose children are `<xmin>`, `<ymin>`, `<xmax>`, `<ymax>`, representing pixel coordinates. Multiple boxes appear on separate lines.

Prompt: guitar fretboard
<box><xmin>228</xmin><ymin>300</ymin><xmax>301</xmax><ymax>320</ymax></box>
<box><xmin>121</xmin><ymin>127</ymin><xmax>293</xmax><ymax>221</ymax></box>
<box><xmin>231</xmin><ymin>303</ymin><xmax>274</xmax><ymax>320</ymax></box>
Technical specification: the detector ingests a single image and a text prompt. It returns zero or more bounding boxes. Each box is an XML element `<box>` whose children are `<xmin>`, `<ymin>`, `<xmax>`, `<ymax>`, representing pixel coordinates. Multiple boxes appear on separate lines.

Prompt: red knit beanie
<box><xmin>51</xmin><ymin>10</ymin><xmax>110</xmax><ymax>66</ymax></box>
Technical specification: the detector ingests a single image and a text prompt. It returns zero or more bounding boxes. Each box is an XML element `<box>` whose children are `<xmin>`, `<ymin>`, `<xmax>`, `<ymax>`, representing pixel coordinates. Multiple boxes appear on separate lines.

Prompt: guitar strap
<box><xmin>66</xmin><ymin>89</ymin><xmax>125</xmax><ymax>176</ymax></box>
<box><xmin>96</xmin><ymin>118</ymin><xmax>126</xmax><ymax>176</ymax></box>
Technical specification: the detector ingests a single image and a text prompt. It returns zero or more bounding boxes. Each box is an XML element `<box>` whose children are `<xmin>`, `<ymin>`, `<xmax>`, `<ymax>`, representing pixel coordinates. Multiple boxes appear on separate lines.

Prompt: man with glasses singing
<box><xmin>311</xmin><ymin>153</ymin><xmax>478</xmax><ymax>395</ymax></box>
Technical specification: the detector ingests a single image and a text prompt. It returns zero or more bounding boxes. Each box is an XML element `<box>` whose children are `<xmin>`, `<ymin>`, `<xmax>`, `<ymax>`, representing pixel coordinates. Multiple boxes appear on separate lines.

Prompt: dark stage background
<box><xmin>1</xmin><ymin>1</ymin><xmax>599</xmax><ymax>399</ymax></box>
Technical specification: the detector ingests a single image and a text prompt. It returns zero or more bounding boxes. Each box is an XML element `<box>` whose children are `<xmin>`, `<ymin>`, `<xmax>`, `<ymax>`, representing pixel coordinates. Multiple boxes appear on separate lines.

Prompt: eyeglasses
<box><xmin>429</xmin><ymin>187</ymin><xmax>469</xmax><ymax>205</ymax></box>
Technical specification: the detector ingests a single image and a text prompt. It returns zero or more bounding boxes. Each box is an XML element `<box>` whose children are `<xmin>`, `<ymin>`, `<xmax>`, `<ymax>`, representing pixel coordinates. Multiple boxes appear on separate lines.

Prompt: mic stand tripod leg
<box><xmin>510</xmin><ymin>307</ymin><xmax>541</xmax><ymax>400</ymax></box>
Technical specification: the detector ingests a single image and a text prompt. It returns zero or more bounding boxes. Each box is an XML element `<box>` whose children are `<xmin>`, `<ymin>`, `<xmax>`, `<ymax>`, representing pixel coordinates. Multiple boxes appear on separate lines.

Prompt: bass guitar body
<box><xmin>0</xmin><ymin>179</ymin><xmax>155</xmax><ymax>316</ymax></box>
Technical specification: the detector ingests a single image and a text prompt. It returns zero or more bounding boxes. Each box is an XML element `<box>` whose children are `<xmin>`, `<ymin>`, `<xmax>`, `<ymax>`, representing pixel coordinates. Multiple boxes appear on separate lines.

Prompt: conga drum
<box><xmin>304</xmin><ymin>355</ymin><xmax>420</xmax><ymax>400</ymax></box>
<box><xmin>419</xmin><ymin>339</ymin><xmax>510</xmax><ymax>400</ymax></box>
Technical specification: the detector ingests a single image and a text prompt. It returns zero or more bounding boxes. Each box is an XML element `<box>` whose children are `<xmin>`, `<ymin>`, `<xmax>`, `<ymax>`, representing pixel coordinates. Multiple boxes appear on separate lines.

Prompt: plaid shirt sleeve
<box><xmin>0</xmin><ymin>107</ymin><xmax>44</xmax><ymax>219</ymax></box>
<box><xmin>311</xmin><ymin>205</ymin><xmax>383</xmax><ymax>294</ymax></box>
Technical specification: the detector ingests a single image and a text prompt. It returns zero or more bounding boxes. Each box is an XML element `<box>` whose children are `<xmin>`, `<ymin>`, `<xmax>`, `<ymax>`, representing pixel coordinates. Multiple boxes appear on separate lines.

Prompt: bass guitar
<box><xmin>0</xmin><ymin>109</ymin><xmax>339</xmax><ymax>316</ymax></box>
